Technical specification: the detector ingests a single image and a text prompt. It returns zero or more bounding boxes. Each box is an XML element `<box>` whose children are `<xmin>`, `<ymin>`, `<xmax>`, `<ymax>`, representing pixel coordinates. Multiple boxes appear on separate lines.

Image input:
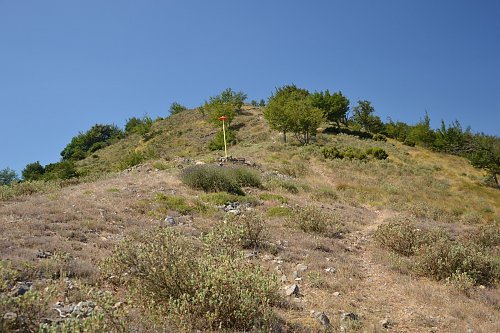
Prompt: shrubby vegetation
<box><xmin>103</xmin><ymin>227</ymin><xmax>280</xmax><ymax>331</ymax></box>
<box><xmin>375</xmin><ymin>221</ymin><xmax>499</xmax><ymax>286</ymax></box>
<box><xmin>21</xmin><ymin>160</ymin><xmax>78</xmax><ymax>181</ymax></box>
<box><xmin>322</xmin><ymin>146</ymin><xmax>388</xmax><ymax>160</ymax></box>
<box><xmin>124</xmin><ymin>115</ymin><xmax>153</xmax><ymax>135</ymax></box>
<box><xmin>264</xmin><ymin>85</ymin><xmax>324</xmax><ymax>144</ymax></box>
<box><xmin>181</xmin><ymin>165</ymin><xmax>261</xmax><ymax>195</ymax></box>
<box><xmin>0</xmin><ymin>167</ymin><xmax>18</xmax><ymax>185</ymax></box>
<box><xmin>61</xmin><ymin>124</ymin><xmax>123</xmax><ymax>161</ymax></box>
<box><xmin>169</xmin><ymin>102</ymin><xmax>187</xmax><ymax>115</ymax></box>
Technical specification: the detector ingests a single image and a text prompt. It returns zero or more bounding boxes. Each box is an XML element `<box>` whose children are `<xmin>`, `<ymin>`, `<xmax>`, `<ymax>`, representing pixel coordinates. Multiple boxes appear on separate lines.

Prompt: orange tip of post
<box><xmin>218</xmin><ymin>116</ymin><xmax>228</xmax><ymax>121</ymax></box>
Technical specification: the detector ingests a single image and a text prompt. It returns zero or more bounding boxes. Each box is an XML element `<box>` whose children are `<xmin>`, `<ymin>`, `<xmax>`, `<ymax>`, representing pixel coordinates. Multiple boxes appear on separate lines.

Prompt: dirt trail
<box><xmin>348</xmin><ymin>209</ymin><xmax>430</xmax><ymax>332</ymax></box>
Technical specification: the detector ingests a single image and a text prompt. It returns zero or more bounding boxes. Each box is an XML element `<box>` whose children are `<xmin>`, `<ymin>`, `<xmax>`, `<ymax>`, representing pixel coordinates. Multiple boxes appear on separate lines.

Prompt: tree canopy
<box><xmin>351</xmin><ymin>100</ymin><xmax>384</xmax><ymax>134</ymax></box>
<box><xmin>61</xmin><ymin>124</ymin><xmax>123</xmax><ymax>160</ymax></box>
<box><xmin>264</xmin><ymin>85</ymin><xmax>324</xmax><ymax>144</ymax></box>
<box><xmin>0</xmin><ymin>167</ymin><xmax>18</xmax><ymax>185</ymax></box>
<box><xmin>200</xmin><ymin>88</ymin><xmax>247</xmax><ymax>126</ymax></box>
<box><xmin>310</xmin><ymin>90</ymin><xmax>349</xmax><ymax>127</ymax></box>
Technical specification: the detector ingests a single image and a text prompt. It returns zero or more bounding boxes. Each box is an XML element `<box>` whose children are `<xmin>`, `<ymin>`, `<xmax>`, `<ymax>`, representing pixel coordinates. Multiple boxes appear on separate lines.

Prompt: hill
<box><xmin>1</xmin><ymin>105</ymin><xmax>499</xmax><ymax>332</ymax></box>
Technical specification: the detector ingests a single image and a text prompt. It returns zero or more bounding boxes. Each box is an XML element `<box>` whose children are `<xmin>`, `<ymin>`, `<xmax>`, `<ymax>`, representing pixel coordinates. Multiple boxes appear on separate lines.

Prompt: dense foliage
<box><xmin>0</xmin><ymin>167</ymin><xmax>18</xmax><ymax>185</ymax></box>
<box><xmin>200</xmin><ymin>88</ymin><xmax>247</xmax><ymax>126</ymax></box>
<box><xmin>61</xmin><ymin>124</ymin><xmax>123</xmax><ymax>160</ymax></box>
<box><xmin>264</xmin><ymin>85</ymin><xmax>324</xmax><ymax>144</ymax></box>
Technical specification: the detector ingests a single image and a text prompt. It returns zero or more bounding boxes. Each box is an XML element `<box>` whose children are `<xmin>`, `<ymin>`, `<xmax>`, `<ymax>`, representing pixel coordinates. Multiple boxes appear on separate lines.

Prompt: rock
<box><xmin>296</xmin><ymin>263</ymin><xmax>308</xmax><ymax>273</ymax></box>
<box><xmin>466</xmin><ymin>329</ymin><xmax>474</xmax><ymax>333</ymax></box>
<box><xmin>340</xmin><ymin>312</ymin><xmax>358</xmax><ymax>321</ymax></box>
<box><xmin>324</xmin><ymin>267</ymin><xmax>336</xmax><ymax>273</ymax></box>
<box><xmin>285</xmin><ymin>284</ymin><xmax>300</xmax><ymax>297</ymax></box>
<box><xmin>10</xmin><ymin>281</ymin><xmax>32</xmax><ymax>297</ymax></box>
<box><xmin>333</xmin><ymin>291</ymin><xmax>341</xmax><ymax>297</ymax></box>
<box><xmin>380</xmin><ymin>318</ymin><xmax>391</xmax><ymax>329</ymax></box>
<box><xmin>164</xmin><ymin>215</ymin><xmax>176</xmax><ymax>226</ymax></box>
<box><xmin>3</xmin><ymin>312</ymin><xmax>17</xmax><ymax>321</ymax></box>
<box><xmin>227</xmin><ymin>209</ymin><xmax>240</xmax><ymax>215</ymax></box>
<box><xmin>72</xmin><ymin>301</ymin><xmax>95</xmax><ymax>318</ymax></box>
<box><xmin>245</xmin><ymin>251</ymin><xmax>258</xmax><ymax>259</ymax></box>
<box><xmin>280</xmin><ymin>275</ymin><xmax>287</xmax><ymax>283</ymax></box>
<box><xmin>36</xmin><ymin>250</ymin><xmax>53</xmax><ymax>259</ymax></box>
<box><xmin>317</xmin><ymin>312</ymin><xmax>331</xmax><ymax>327</ymax></box>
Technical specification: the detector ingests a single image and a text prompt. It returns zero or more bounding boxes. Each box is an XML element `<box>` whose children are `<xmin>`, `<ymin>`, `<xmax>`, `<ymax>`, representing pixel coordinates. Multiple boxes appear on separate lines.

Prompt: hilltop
<box><xmin>1</xmin><ymin>105</ymin><xmax>499</xmax><ymax>332</ymax></box>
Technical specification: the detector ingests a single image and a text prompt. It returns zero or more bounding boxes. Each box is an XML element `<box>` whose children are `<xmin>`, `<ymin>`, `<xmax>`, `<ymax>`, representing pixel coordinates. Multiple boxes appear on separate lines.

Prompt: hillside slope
<box><xmin>1</xmin><ymin>106</ymin><xmax>499</xmax><ymax>332</ymax></box>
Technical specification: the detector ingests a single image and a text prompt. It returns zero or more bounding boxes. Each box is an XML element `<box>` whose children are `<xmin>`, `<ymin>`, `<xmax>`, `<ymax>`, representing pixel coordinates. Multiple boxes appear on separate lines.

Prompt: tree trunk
<box><xmin>283</xmin><ymin>131</ymin><xmax>287</xmax><ymax>143</ymax></box>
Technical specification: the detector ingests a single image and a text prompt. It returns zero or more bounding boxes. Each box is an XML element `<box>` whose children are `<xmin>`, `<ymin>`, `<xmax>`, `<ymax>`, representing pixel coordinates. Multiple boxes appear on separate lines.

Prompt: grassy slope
<box><xmin>1</xmin><ymin>105</ymin><xmax>499</xmax><ymax>332</ymax></box>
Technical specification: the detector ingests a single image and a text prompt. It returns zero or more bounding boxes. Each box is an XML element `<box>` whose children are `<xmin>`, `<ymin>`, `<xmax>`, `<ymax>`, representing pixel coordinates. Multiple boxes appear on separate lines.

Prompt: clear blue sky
<box><xmin>1</xmin><ymin>0</ymin><xmax>499</xmax><ymax>174</ymax></box>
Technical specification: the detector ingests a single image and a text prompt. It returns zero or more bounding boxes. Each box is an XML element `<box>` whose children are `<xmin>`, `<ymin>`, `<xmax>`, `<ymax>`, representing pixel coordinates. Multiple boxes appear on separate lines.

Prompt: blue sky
<box><xmin>1</xmin><ymin>0</ymin><xmax>499</xmax><ymax>174</ymax></box>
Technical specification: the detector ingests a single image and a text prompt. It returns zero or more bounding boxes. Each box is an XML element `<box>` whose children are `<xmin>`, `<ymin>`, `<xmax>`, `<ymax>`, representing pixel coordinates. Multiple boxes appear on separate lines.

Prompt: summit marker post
<box><xmin>218</xmin><ymin>115</ymin><xmax>228</xmax><ymax>159</ymax></box>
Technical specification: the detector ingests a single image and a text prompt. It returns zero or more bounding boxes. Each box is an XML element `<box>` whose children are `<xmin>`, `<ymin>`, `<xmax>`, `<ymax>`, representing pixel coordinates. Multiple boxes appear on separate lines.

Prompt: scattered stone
<box><xmin>296</xmin><ymin>263</ymin><xmax>308</xmax><ymax>273</ymax></box>
<box><xmin>113</xmin><ymin>301</ymin><xmax>125</xmax><ymax>309</ymax></box>
<box><xmin>466</xmin><ymin>329</ymin><xmax>474</xmax><ymax>333</ymax></box>
<box><xmin>324</xmin><ymin>267</ymin><xmax>336</xmax><ymax>273</ymax></box>
<box><xmin>10</xmin><ymin>281</ymin><xmax>32</xmax><ymax>297</ymax></box>
<box><xmin>36</xmin><ymin>250</ymin><xmax>53</xmax><ymax>259</ymax></box>
<box><xmin>164</xmin><ymin>215</ymin><xmax>176</xmax><ymax>226</ymax></box>
<box><xmin>333</xmin><ymin>291</ymin><xmax>341</xmax><ymax>297</ymax></box>
<box><xmin>3</xmin><ymin>312</ymin><xmax>17</xmax><ymax>321</ymax></box>
<box><xmin>285</xmin><ymin>284</ymin><xmax>300</xmax><ymax>297</ymax></box>
<box><xmin>72</xmin><ymin>301</ymin><xmax>95</xmax><ymax>318</ymax></box>
<box><xmin>340</xmin><ymin>312</ymin><xmax>358</xmax><ymax>321</ymax></box>
<box><xmin>317</xmin><ymin>312</ymin><xmax>331</xmax><ymax>327</ymax></box>
<box><xmin>380</xmin><ymin>318</ymin><xmax>391</xmax><ymax>329</ymax></box>
<box><xmin>280</xmin><ymin>275</ymin><xmax>287</xmax><ymax>283</ymax></box>
<box><xmin>245</xmin><ymin>251</ymin><xmax>258</xmax><ymax>259</ymax></box>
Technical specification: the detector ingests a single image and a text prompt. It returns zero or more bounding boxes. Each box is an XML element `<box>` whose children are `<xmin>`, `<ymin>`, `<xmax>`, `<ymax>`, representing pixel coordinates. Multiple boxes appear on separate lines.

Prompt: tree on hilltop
<box><xmin>0</xmin><ymin>167</ymin><xmax>18</xmax><ymax>185</ymax></box>
<box><xmin>351</xmin><ymin>100</ymin><xmax>384</xmax><ymax>134</ymax></box>
<box><xmin>311</xmin><ymin>90</ymin><xmax>350</xmax><ymax>128</ymax></box>
<box><xmin>264</xmin><ymin>85</ymin><xmax>324</xmax><ymax>144</ymax></box>
<box><xmin>200</xmin><ymin>88</ymin><xmax>247</xmax><ymax>126</ymax></box>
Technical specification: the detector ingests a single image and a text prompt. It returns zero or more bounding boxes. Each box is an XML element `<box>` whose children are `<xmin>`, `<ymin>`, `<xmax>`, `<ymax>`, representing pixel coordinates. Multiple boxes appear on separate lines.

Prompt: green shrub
<box><xmin>366</xmin><ymin>147</ymin><xmax>389</xmax><ymax>160</ymax></box>
<box><xmin>181</xmin><ymin>165</ymin><xmax>261</xmax><ymax>195</ymax></box>
<box><xmin>103</xmin><ymin>228</ymin><xmax>280</xmax><ymax>331</ymax></box>
<box><xmin>416</xmin><ymin>239</ymin><xmax>495</xmax><ymax>285</ymax></box>
<box><xmin>117</xmin><ymin>151</ymin><xmax>146</xmax><ymax>170</ymax></box>
<box><xmin>374</xmin><ymin>222</ymin><xmax>420</xmax><ymax>256</ymax></box>
<box><xmin>208</xmin><ymin>129</ymin><xmax>237</xmax><ymax>151</ymax></box>
<box><xmin>322</xmin><ymin>147</ymin><xmax>343</xmax><ymax>159</ymax></box>
<box><xmin>372</xmin><ymin>133</ymin><xmax>387</xmax><ymax>142</ymax></box>
<box><xmin>287</xmin><ymin>205</ymin><xmax>345</xmax><ymax>238</ymax></box>
<box><xmin>169</xmin><ymin>102</ymin><xmax>187</xmax><ymax>115</ymax></box>
<box><xmin>125</xmin><ymin>115</ymin><xmax>153</xmax><ymax>135</ymax></box>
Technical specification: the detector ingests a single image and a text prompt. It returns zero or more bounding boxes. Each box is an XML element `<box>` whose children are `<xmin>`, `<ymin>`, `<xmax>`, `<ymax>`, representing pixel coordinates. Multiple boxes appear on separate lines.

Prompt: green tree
<box><xmin>200</xmin><ymin>88</ymin><xmax>247</xmax><ymax>126</ymax></box>
<box><xmin>42</xmin><ymin>161</ymin><xmax>78</xmax><ymax>180</ymax></box>
<box><xmin>125</xmin><ymin>115</ymin><xmax>153</xmax><ymax>135</ymax></box>
<box><xmin>22</xmin><ymin>161</ymin><xmax>45</xmax><ymax>181</ymax></box>
<box><xmin>351</xmin><ymin>100</ymin><xmax>384</xmax><ymax>133</ymax></box>
<box><xmin>169</xmin><ymin>102</ymin><xmax>187</xmax><ymax>115</ymax></box>
<box><xmin>468</xmin><ymin>134</ymin><xmax>500</xmax><ymax>185</ymax></box>
<box><xmin>407</xmin><ymin>112</ymin><xmax>435</xmax><ymax>147</ymax></box>
<box><xmin>311</xmin><ymin>90</ymin><xmax>349</xmax><ymax>128</ymax></box>
<box><xmin>264</xmin><ymin>85</ymin><xmax>324</xmax><ymax>144</ymax></box>
<box><xmin>0</xmin><ymin>167</ymin><xmax>18</xmax><ymax>185</ymax></box>
<box><xmin>433</xmin><ymin>120</ymin><xmax>470</xmax><ymax>154</ymax></box>
<box><xmin>61</xmin><ymin>124</ymin><xmax>123</xmax><ymax>160</ymax></box>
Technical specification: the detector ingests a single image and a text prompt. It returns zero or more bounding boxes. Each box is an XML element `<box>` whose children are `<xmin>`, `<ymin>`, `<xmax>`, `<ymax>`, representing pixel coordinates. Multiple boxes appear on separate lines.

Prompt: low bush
<box><xmin>208</xmin><ymin>129</ymin><xmax>237</xmax><ymax>151</ymax></box>
<box><xmin>287</xmin><ymin>205</ymin><xmax>345</xmax><ymax>238</ymax></box>
<box><xmin>374</xmin><ymin>222</ymin><xmax>421</xmax><ymax>256</ymax></box>
<box><xmin>372</xmin><ymin>133</ymin><xmax>387</xmax><ymax>142</ymax></box>
<box><xmin>103</xmin><ymin>228</ymin><xmax>280</xmax><ymax>331</ymax></box>
<box><xmin>376</xmin><ymin>222</ymin><xmax>499</xmax><ymax>285</ymax></box>
<box><xmin>154</xmin><ymin>193</ymin><xmax>193</xmax><ymax>215</ymax></box>
<box><xmin>181</xmin><ymin>165</ymin><xmax>261</xmax><ymax>195</ymax></box>
<box><xmin>416</xmin><ymin>239</ymin><xmax>495</xmax><ymax>285</ymax></box>
<box><xmin>322</xmin><ymin>146</ymin><xmax>388</xmax><ymax>161</ymax></box>
<box><xmin>366</xmin><ymin>147</ymin><xmax>389</xmax><ymax>160</ymax></box>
